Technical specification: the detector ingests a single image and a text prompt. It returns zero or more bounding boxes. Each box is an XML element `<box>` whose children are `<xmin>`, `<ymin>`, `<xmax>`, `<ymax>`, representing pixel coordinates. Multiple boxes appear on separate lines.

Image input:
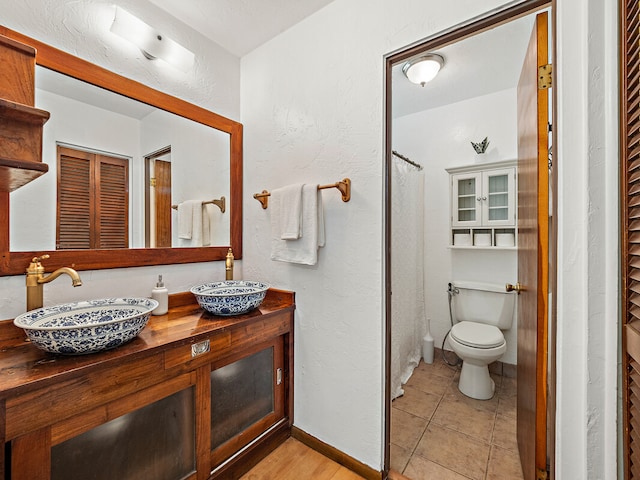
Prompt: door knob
<box><xmin>506</xmin><ymin>282</ymin><xmax>524</xmax><ymax>294</ymax></box>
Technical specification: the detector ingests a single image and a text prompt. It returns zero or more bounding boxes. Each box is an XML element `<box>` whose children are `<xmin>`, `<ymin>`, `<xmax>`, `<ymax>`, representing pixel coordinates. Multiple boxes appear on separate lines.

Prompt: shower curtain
<box><xmin>391</xmin><ymin>156</ymin><xmax>426</xmax><ymax>399</ymax></box>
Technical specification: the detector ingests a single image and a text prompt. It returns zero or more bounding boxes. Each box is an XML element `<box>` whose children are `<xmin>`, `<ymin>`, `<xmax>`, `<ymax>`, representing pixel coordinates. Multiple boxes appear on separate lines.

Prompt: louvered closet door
<box><xmin>57</xmin><ymin>147</ymin><xmax>93</xmax><ymax>249</ymax></box>
<box><xmin>97</xmin><ymin>154</ymin><xmax>128</xmax><ymax>249</ymax></box>
<box><xmin>622</xmin><ymin>0</ymin><xmax>640</xmax><ymax>477</ymax></box>
<box><xmin>57</xmin><ymin>146</ymin><xmax>129</xmax><ymax>250</ymax></box>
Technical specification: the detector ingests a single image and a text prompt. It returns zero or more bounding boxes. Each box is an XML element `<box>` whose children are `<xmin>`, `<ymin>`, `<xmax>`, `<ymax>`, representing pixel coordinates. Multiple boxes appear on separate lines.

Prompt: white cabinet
<box><xmin>446</xmin><ymin>160</ymin><xmax>517</xmax><ymax>248</ymax></box>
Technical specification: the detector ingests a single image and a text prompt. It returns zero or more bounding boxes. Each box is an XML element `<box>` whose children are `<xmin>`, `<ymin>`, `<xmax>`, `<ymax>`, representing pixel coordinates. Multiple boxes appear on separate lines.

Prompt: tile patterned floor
<box><xmin>390</xmin><ymin>355</ymin><xmax>523</xmax><ymax>480</ymax></box>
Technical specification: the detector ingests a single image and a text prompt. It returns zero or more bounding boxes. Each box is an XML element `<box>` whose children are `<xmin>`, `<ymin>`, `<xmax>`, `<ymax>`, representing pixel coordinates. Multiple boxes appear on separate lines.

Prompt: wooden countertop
<box><xmin>0</xmin><ymin>288</ymin><xmax>294</xmax><ymax>398</ymax></box>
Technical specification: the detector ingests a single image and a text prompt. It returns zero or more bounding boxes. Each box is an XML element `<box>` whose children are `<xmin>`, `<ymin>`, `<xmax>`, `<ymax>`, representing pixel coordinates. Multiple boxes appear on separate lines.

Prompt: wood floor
<box><xmin>240</xmin><ymin>437</ymin><xmax>366</xmax><ymax>480</ymax></box>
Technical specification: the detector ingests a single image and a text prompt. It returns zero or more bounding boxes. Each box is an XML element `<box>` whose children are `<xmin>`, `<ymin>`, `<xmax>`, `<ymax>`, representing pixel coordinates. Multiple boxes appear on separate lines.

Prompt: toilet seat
<box><xmin>450</xmin><ymin>321</ymin><xmax>504</xmax><ymax>349</ymax></box>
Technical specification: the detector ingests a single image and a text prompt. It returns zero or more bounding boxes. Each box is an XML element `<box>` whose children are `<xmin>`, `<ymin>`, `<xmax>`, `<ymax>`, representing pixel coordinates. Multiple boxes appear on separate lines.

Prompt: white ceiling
<box><xmin>143</xmin><ymin>2</ymin><xmax>537</xmax><ymax>119</ymax></box>
<box><xmin>146</xmin><ymin>0</ymin><xmax>336</xmax><ymax>57</ymax></box>
<box><xmin>391</xmin><ymin>14</ymin><xmax>537</xmax><ymax>118</ymax></box>
<box><xmin>36</xmin><ymin>66</ymin><xmax>156</xmax><ymax>119</ymax></box>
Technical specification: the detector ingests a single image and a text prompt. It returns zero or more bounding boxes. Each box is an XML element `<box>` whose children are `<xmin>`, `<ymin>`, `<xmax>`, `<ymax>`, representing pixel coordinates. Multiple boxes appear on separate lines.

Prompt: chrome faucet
<box><xmin>26</xmin><ymin>255</ymin><xmax>82</xmax><ymax>311</ymax></box>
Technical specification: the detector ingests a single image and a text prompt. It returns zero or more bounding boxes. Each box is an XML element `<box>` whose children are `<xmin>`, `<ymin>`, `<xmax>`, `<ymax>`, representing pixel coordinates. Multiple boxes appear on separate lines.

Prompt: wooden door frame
<box><xmin>382</xmin><ymin>0</ymin><xmax>556</xmax><ymax>476</ymax></box>
<box><xmin>144</xmin><ymin>146</ymin><xmax>172</xmax><ymax>248</ymax></box>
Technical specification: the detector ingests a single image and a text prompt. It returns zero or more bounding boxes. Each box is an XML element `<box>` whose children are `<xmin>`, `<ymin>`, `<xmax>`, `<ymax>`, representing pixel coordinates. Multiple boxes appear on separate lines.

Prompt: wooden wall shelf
<box><xmin>0</xmin><ymin>34</ymin><xmax>50</xmax><ymax>192</ymax></box>
<box><xmin>0</xmin><ymin>157</ymin><xmax>48</xmax><ymax>191</ymax></box>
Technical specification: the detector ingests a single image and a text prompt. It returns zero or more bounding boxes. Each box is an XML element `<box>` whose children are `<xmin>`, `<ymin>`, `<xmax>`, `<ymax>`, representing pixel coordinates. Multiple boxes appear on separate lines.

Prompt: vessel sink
<box><xmin>13</xmin><ymin>298</ymin><xmax>158</xmax><ymax>355</ymax></box>
<box><xmin>191</xmin><ymin>280</ymin><xmax>269</xmax><ymax>316</ymax></box>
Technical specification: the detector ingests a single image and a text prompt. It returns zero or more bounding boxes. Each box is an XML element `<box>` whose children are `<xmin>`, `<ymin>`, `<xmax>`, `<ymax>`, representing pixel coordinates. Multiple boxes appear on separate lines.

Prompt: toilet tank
<box><xmin>452</xmin><ymin>280</ymin><xmax>516</xmax><ymax>329</ymax></box>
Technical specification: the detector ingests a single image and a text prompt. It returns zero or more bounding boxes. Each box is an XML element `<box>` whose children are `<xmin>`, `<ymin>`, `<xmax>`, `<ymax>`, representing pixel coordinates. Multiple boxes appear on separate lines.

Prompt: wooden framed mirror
<box><xmin>0</xmin><ymin>26</ymin><xmax>242</xmax><ymax>275</ymax></box>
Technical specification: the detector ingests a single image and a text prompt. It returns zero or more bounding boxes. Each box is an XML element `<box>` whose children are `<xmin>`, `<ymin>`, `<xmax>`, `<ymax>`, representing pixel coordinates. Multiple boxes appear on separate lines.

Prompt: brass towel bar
<box><xmin>171</xmin><ymin>196</ymin><xmax>225</xmax><ymax>213</ymax></box>
<box><xmin>253</xmin><ymin>178</ymin><xmax>351</xmax><ymax>209</ymax></box>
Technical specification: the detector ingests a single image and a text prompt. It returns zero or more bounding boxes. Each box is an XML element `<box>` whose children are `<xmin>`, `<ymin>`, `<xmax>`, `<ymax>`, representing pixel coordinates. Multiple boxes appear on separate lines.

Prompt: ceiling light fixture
<box><xmin>402</xmin><ymin>54</ymin><xmax>444</xmax><ymax>87</ymax></box>
<box><xmin>110</xmin><ymin>6</ymin><xmax>195</xmax><ymax>73</ymax></box>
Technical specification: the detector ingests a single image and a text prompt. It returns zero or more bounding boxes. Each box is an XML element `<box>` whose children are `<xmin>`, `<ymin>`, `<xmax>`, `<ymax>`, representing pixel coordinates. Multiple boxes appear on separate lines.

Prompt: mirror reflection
<box><xmin>10</xmin><ymin>66</ymin><xmax>231</xmax><ymax>251</ymax></box>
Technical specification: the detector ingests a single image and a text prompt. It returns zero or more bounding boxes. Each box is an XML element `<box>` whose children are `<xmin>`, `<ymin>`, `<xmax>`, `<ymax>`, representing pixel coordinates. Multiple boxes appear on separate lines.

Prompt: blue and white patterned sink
<box><xmin>13</xmin><ymin>298</ymin><xmax>158</xmax><ymax>355</ymax></box>
<box><xmin>191</xmin><ymin>281</ymin><xmax>269</xmax><ymax>316</ymax></box>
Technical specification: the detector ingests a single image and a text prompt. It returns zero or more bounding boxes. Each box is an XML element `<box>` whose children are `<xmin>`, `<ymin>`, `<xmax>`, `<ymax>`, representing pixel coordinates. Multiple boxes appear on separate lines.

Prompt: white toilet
<box><xmin>448</xmin><ymin>280</ymin><xmax>516</xmax><ymax>400</ymax></box>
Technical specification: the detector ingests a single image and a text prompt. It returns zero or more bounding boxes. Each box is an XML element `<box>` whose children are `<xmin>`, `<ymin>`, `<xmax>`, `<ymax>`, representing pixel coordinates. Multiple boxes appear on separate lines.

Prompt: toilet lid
<box><xmin>450</xmin><ymin>321</ymin><xmax>505</xmax><ymax>349</ymax></box>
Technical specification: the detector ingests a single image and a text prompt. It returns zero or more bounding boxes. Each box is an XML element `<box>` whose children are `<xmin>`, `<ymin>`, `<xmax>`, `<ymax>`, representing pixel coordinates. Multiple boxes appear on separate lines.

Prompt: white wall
<box><xmin>555</xmin><ymin>0</ymin><xmax>619</xmax><ymax>478</ymax></box>
<box><xmin>394</xmin><ymin>88</ymin><xmax>519</xmax><ymax>364</ymax></box>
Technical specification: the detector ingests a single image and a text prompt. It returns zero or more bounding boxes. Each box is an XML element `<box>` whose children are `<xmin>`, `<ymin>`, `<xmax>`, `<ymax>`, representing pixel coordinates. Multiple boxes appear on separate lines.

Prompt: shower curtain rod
<box><xmin>392</xmin><ymin>150</ymin><xmax>423</xmax><ymax>170</ymax></box>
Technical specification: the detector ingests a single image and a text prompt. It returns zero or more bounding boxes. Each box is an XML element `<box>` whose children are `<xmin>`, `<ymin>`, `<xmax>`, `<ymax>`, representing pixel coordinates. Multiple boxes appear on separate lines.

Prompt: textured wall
<box><xmin>554</xmin><ymin>0</ymin><xmax>619</xmax><ymax>478</ymax></box>
<box><xmin>241</xmin><ymin>0</ymin><xmax>619</xmax><ymax>475</ymax></box>
<box><xmin>0</xmin><ymin>0</ymin><xmax>239</xmax><ymax>119</ymax></box>
<box><xmin>239</xmin><ymin>0</ymin><xmax>523</xmax><ymax>468</ymax></box>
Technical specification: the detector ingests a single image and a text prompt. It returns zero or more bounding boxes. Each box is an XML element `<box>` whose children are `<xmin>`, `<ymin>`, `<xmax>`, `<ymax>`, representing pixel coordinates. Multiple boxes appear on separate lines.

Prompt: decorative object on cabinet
<box><xmin>471</xmin><ymin>136</ymin><xmax>490</xmax><ymax>154</ymax></box>
<box><xmin>191</xmin><ymin>280</ymin><xmax>269</xmax><ymax>316</ymax></box>
<box><xmin>0</xmin><ymin>33</ymin><xmax>50</xmax><ymax>191</ymax></box>
<box><xmin>13</xmin><ymin>297</ymin><xmax>158</xmax><ymax>354</ymax></box>
<box><xmin>446</xmin><ymin>159</ymin><xmax>517</xmax><ymax>249</ymax></box>
<box><xmin>254</xmin><ymin>178</ymin><xmax>351</xmax><ymax>209</ymax></box>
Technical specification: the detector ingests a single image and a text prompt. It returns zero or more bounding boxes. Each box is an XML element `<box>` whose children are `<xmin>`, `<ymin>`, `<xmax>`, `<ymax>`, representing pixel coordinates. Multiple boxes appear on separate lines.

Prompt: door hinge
<box><xmin>537</xmin><ymin>467</ymin><xmax>549</xmax><ymax>480</ymax></box>
<box><xmin>150</xmin><ymin>177</ymin><xmax>157</xmax><ymax>187</ymax></box>
<box><xmin>538</xmin><ymin>64</ymin><xmax>552</xmax><ymax>89</ymax></box>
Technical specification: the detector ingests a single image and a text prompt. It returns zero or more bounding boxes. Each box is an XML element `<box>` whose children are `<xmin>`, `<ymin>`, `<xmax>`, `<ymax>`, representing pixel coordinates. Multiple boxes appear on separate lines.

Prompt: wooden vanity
<box><xmin>0</xmin><ymin>289</ymin><xmax>294</xmax><ymax>480</ymax></box>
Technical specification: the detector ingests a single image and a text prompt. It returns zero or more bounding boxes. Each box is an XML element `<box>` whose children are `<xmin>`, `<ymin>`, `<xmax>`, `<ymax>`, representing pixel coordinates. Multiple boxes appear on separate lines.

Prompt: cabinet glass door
<box><xmin>211</xmin><ymin>347</ymin><xmax>274</xmax><ymax>450</ymax></box>
<box><xmin>487</xmin><ymin>173</ymin><xmax>508</xmax><ymax>221</ymax></box>
<box><xmin>51</xmin><ymin>387</ymin><xmax>196</xmax><ymax>480</ymax></box>
<box><xmin>210</xmin><ymin>338</ymin><xmax>284</xmax><ymax>467</ymax></box>
<box><xmin>452</xmin><ymin>173</ymin><xmax>481</xmax><ymax>227</ymax></box>
<box><xmin>483</xmin><ymin>168</ymin><xmax>515</xmax><ymax>226</ymax></box>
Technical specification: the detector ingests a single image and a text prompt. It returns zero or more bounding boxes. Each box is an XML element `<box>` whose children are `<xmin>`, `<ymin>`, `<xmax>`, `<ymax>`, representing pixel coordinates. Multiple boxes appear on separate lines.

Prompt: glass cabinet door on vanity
<box><xmin>210</xmin><ymin>337</ymin><xmax>285</xmax><ymax>469</ymax></box>
<box><xmin>51</xmin><ymin>385</ymin><xmax>197</xmax><ymax>480</ymax></box>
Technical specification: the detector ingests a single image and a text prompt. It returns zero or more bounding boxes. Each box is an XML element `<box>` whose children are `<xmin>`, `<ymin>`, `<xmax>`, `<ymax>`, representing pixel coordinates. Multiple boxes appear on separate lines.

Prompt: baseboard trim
<box><xmin>291</xmin><ymin>426</ymin><xmax>383</xmax><ymax>480</ymax></box>
<box><xmin>388</xmin><ymin>469</ymin><xmax>412</xmax><ymax>480</ymax></box>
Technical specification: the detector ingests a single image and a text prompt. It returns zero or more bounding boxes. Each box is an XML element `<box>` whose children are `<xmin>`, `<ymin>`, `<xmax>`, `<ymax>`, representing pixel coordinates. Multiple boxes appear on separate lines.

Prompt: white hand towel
<box><xmin>271</xmin><ymin>184</ymin><xmax>324</xmax><ymax>265</ymax></box>
<box><xmin>190</xmin><ymin>201</ymin><xmax>204</xmax><ymax>247</ymax></box>
<box><xmin>317</xmin><ymin>188</ymin><xmax>325</xmax><ymax>248</ymax></box>
<box><xmin>178</xmin><ymin>200</ymin><xmax>198</xmax><ymax>239</ymax></box>
<box><xmin>272</xmin><ymin>183</ymin><xmax>304</xmax><ymax>240</ymax></box>
<box><xmin>202</xmin><ymin>204</ymin><xmax>211</xmax><ymax>247</ymax></box>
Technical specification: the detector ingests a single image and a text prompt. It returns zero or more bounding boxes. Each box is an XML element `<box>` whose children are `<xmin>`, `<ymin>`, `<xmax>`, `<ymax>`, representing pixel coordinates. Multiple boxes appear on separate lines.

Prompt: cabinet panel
<box><xmin>211</xmin><ymin>347</ymin><xmax>274</xmax><ymax>449</ymax></box>
<box><xmin>452</xmin><ymin>172</ymin><xmax>481</xmax><ymax>227</ymax></box>
<box><xmin>482</xmin><ymin>167</ymin><xmax>515</xmax><ymax>227</ymax></box>
<box><xmin>50</xmin><ymin>387</ymin><xmax>196</xmax><ymax>480</ymax></box>
<box><xmin>210</xmin><ymin>338</ymin><xmax>285</xmax><ymax>468</ymax></box>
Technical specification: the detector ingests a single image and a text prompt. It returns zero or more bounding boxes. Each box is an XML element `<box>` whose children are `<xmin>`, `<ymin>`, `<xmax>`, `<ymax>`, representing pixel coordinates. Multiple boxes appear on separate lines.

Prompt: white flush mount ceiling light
<box><xmin>402</xmin><ymin>54</ymin><xmax>444</xmax><ymax>87</ymax></box>
<box><xmin>110</xmin><ymin>6</ymin><xmax>195</xmax><ymax>72</ymax></box>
